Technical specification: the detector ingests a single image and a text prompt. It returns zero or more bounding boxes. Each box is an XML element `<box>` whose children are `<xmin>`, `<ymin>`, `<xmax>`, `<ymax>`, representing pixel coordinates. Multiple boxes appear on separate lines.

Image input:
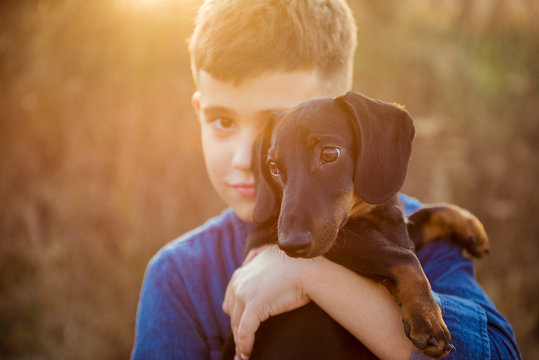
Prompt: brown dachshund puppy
<box><xmin>222</xmin><ymin>91</ymin><xmax>489</xmax><ymax>359</ymax></box>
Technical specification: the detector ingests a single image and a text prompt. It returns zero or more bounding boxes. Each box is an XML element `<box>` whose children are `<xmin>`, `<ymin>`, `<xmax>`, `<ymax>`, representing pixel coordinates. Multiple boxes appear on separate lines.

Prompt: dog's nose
<box><xmin>279</xmin><ymin>232</ymin><xmax>312</xmax><ymax>257</ymax></box>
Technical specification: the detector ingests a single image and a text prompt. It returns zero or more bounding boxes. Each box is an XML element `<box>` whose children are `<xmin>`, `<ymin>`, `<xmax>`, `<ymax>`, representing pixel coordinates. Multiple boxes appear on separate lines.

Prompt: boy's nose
<box><xmin>232</xmin><ymin>137</ymin><xmax>254</xmax><ymax>171</ymax></box>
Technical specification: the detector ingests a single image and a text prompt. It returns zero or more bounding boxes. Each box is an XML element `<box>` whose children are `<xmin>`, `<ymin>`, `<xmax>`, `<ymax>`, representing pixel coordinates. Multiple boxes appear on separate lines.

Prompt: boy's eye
<box><xmin>321</xmin><ymin>146</ymin><xmax>341</xmax><ymax>163</ymax></box>
<box><xmin>211</xmin><ymin>117</ymin><xmax>235</xmax><ymax>130</ymax></box>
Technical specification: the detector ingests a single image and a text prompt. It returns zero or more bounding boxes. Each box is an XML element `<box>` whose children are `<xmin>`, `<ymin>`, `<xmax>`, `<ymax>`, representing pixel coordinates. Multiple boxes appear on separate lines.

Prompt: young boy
<box><xmin>131</xmin><ymin>1</ymin><xmax>521</xmax><ymax>359</ymax></box>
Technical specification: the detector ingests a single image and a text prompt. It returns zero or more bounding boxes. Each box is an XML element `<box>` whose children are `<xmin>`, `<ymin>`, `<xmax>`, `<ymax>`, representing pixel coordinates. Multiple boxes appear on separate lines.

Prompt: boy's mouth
<box><xmin>231</xmin><ymin>182</ymin><xmax>256</xmax><ymax>198</ymax></box>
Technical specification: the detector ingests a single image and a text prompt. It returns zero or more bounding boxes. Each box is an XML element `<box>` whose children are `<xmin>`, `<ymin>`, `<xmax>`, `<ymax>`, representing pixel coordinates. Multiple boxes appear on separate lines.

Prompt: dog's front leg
<box><xmin>385</xmin><ymin>257</ymin><xmax>455</xmax><ymax>359</ymax></box>
<box><xmin>326</xmin><ymin>222</ymin><xmax>455</xmax><ymax>358</ymax></box>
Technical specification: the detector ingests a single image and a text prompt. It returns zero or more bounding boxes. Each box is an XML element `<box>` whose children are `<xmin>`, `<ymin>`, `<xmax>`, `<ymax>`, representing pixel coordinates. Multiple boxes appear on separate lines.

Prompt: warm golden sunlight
<box><xmin>117</xmin><ymin>0</ymin><xmax>197</xmax><ymax>14</ymax></box>
<box><xmin>122</xmin><ymin>0</ymin><xmax>169</xmax><ymax>7</ymax></box>
<box><xmin>0</xmin><ymin>0</ymin><xmax>537</xmax><ymax>359</ymax></box>
<box><xmin>138</xmin><ymin>0</ymin><xmax>166</xmax><ymax>4</ymax></box>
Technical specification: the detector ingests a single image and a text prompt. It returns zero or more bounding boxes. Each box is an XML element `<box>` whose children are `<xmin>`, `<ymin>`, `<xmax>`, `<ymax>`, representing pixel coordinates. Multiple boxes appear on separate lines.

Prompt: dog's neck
<box><xmin>348</xmin><ymin>197</ymin><xmax>376</xmax><ymax>219</ymax></box>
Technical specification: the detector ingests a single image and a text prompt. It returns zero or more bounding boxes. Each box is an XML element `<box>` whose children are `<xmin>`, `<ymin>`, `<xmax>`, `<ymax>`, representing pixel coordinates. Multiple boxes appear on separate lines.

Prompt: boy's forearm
<box><xmin>302</xmin><ymin>257</ymin><xmax>414</xmax><ymax>360</ymax></box>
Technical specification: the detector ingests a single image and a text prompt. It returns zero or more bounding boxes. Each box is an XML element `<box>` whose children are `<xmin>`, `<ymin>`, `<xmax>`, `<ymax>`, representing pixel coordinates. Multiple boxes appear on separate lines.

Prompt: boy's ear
<box><xmin>191</xmin><ymin>91</ymin><xmax>201</xmax><ymax>119</ymax></box>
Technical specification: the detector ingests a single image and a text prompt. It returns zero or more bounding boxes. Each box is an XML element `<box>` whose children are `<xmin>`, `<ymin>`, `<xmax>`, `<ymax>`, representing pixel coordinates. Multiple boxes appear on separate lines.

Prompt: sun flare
<box><xmin>120</xmin><ymin>0</ymin><xmax>169</xmax><ymax>10</ymax></box>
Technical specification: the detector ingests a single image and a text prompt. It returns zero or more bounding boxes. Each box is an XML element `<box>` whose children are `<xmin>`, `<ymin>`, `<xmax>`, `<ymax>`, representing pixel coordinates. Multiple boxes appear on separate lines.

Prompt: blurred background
<box><xmin>0</xmin><ymin>0</ymin><xmax>537</xmax><ymax>358</ymax></box>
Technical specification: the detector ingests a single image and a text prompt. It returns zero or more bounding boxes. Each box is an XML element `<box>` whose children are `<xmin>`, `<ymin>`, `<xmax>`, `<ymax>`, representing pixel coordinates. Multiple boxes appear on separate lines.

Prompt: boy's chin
<box><xmin>231</xmin><ymin>202</ymin><xmax>255</xmax><ymax>223</ymax></box>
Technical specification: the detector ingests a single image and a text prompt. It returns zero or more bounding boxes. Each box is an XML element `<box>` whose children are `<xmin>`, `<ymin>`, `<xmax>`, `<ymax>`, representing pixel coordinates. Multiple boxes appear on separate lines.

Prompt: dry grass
<box><xmin>0</xmin><ymin>0</ymin><xmax>537</xmax><ymax>359</ymax></box>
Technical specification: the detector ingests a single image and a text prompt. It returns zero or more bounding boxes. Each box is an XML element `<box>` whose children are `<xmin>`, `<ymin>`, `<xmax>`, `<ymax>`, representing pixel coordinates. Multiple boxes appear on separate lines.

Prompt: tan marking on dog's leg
<box><xmin>387</xmin><ymin>262</ymin><xmax>453</xmax><ymax>358</ymax></box>
<box><xmin>414</xmin><ymin>203</ymin><xmax>490</xmax><ymax>258</ymax></box>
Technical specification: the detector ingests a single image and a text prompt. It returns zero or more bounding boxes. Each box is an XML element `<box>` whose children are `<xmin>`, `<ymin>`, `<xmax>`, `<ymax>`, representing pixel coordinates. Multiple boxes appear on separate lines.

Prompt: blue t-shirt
<box><xmin>131</xmin><ymin>195</ymin><xmax>521</xmax><ymax>360</ymax></box>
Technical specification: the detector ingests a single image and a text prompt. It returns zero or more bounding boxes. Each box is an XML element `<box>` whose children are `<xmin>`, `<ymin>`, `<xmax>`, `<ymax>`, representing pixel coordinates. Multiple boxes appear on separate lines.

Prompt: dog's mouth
<box><xmin>280</xmin><ymin>225</ymin><xmax>342</xmax><ymax>259</ymax></box>
<box><xmin>282</xmin><ymin>235</ymin><xmax>338</xmax><ymax>259</ymax></box>
<box><xmin>313</xmin><ymin>237</ymin><xmax>338</xmax><ymax>258</ymax></box>
<box><xmin>279</xmin><ymin>211</ymin><xmax>351</xmax><ymax>258</ymax></box>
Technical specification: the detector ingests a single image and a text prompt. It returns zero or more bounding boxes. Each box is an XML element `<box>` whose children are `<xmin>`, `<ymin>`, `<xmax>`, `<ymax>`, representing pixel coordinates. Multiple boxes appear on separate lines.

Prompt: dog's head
<box><xmin>252</xmin><ymin>91</ymin><xmax>415</xmax><ymax>258</ymax></box>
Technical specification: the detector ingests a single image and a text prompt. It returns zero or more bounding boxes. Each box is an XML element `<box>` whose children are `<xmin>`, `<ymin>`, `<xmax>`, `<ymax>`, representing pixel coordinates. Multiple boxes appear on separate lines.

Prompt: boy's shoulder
<box><xmin>148</xmin><ymin>208</ymin><xmax>253</xmax><ymax>275</ymax></box>
<box><xmin>398</xmin><ymin>193</ymin><xmax>423</xmax><ymax>214</ymax></box>
<box><xmin>169</xmin><ymin>208</ymin><xmax>250</xmax><ymax>248</ymax></box>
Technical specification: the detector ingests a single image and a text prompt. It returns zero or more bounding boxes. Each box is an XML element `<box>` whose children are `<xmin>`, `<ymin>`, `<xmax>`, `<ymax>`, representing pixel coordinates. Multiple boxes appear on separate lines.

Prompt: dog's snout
<box><xmin>279</xmin><ymin>231</ymin><xmax>312</xmax><ymax>257</ymax></box>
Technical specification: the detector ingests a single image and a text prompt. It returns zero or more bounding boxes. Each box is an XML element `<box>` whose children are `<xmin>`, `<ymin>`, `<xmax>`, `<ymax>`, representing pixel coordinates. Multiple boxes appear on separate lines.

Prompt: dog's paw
<box><xmin>402</xmin><ymin>302</ymin><xmax>455</xmax><ymax>358</ymax></box>
<box><xmin>409</xmin><ymin>204</ymin><xmax>490</xmax><ymax>257</ymax></box>
<box><xmin>449</xmin><ymin>206</ymin><xmax>490</xmax><ymax>259</ymax></box>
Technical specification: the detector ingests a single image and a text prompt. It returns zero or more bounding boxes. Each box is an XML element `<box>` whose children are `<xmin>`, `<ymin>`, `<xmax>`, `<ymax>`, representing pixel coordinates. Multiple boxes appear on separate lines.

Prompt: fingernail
<box><xmin>427</xmin><ymin>336</ymin><xmax>438</xmax><ymax>346</ymax></box>
<box><xmin>233</xmin><ymin>354</ymin><xmax>249</xmax><ymax>360</ymax></box>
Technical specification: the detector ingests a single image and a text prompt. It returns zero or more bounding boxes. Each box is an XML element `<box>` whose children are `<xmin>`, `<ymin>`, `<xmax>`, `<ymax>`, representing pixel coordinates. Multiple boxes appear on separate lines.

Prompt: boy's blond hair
<box><xmin>189</xmin><ymin>0</ymin><xmax>357</xmax><ymax>96</ymax></box>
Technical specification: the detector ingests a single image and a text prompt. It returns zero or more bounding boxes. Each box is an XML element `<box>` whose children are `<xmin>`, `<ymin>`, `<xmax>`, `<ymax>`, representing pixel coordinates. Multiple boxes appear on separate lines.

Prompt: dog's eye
<box><xmin>267</xmin><ymin>159</ymin><xmax>280</xmax><ymax>176</ymax></box>
<box><xmin>321</xmin><ymin>147</ymin><xmax>341</xmax><ymax>163</ymax></box>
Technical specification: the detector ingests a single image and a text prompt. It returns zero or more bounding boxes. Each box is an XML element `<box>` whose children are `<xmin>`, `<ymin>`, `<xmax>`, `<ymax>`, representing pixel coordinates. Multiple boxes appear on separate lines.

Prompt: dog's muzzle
<box><xmin>279</xmin><ymin>231</ymin><xmax>312</xmax><ymax>257</ymax></box>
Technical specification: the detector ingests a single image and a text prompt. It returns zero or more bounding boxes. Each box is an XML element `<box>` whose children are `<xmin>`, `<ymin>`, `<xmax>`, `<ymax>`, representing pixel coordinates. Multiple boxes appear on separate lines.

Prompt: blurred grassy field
<box><xmin>0</xmin><ymin>0</ymin><xmax>537</xmax><ymax>359</ymax></box>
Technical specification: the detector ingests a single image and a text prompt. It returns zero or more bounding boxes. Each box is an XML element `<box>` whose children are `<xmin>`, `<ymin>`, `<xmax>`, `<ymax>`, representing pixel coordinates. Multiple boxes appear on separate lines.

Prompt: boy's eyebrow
<box><xmin>202</xmin><ymin>105</ymin><xmax>236</xmax><ymax>117</ymax></box>
<box><xmin>258</xmin><ymin>109</ymin><xmax>278</xmax><ymax>118</ymax></box>
<box><xmin>203</xmin><ymin>106</ymin><xmax>279</xmax><ymax>119</ymax></box>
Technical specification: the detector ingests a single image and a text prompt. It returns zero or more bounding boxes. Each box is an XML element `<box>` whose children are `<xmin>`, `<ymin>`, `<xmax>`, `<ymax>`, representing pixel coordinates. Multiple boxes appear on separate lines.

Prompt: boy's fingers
<box><xmin>243</xmin><ymin>244</ymin><xmax>271</xmax><ymax>265</ymax></box>
<box><xmin>229</xmin><ymin>296</ymin><xmax>245</xmax><ymax>342</ymax></box>
<box><xmin>235</xmin><ymin>351</ymin><xmax>250</xmax><ymax>360</ymax></box>
<box><xmin>222</xmin><ymin>279</ymin><xmax>234</xmax><ymax>315</ymax></box>
<box><xmin>242</xmin><ymin>250</ymin><xmax>257</xmax><ymax>265</ymax></box>
<box><xmin>223</xmin><ymin>269</ymin><xmax>243</xmax><ymax>315</ymax></box>
<box><xmin>236</xmin><ymin>306</ymin><xmax>261</xmax><ymax>357</ymax></box>
<box><xmin>223</xmin><ymin>276</ymin><xmax>244</xmax><ymax>348</ymax></box>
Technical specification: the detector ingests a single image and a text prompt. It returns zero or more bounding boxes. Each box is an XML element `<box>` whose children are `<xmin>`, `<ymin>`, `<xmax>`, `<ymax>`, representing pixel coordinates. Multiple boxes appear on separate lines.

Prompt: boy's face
<box><xmin>192</xmin><ymin>70</ymin><xmax>324</xmax><ymax>222</ymax></box>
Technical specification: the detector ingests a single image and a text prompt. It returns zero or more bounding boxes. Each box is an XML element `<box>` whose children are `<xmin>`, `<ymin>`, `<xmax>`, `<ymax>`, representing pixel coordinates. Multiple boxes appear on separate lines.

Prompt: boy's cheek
<box><xmin>199</xmin><ymin>126</ymin><xmax>221</xmax><ymax>159</ymax></box>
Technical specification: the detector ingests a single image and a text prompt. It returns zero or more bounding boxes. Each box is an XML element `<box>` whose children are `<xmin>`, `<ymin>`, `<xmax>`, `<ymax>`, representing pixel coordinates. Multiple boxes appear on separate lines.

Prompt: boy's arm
<box><xmin>225</xmin><ymin>242</ymin><xmax>521</xmax><ymax>360</ymax></box>
<box><xmin>131</xmin><ymin>254</ymin><xmax>208</xmax><ymax>360</ymax></box>
<box><xmin>224</xmin><ymin>245</ymin><xmax>413</xmax><ymax>360</ymax></box>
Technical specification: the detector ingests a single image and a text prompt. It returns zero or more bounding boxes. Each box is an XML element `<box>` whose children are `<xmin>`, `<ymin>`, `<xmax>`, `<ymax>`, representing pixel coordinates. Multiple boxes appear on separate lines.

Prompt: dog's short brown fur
<box><xmin>222</xmin><ymin>91</ymin><xmax>489</xmax><ymax>359</ymax></box>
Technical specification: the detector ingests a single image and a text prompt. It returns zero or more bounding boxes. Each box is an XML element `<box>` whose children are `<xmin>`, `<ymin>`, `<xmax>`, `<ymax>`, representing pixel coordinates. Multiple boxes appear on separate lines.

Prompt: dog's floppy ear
<box><xmin>252</xmin><ymin>114</ymin><xmax>282</xmax><ymax>225</ymax></box>
<box><xmin>335</xmin><ymin>91</ymin><xmax>415</xmax><ymax>204</ymax></box>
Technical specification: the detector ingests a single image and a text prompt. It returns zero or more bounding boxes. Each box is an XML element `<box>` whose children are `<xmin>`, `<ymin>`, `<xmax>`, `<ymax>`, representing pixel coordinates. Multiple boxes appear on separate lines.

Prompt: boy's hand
<box><xmin>242</xmin><ymin>244</ymin><xmax>272</xmax><ymax>265</ymax></box>
<box><xmin>223</xmin><ymin>245</ymin><xmax>311</xmax><ymax>359</ymax></box>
